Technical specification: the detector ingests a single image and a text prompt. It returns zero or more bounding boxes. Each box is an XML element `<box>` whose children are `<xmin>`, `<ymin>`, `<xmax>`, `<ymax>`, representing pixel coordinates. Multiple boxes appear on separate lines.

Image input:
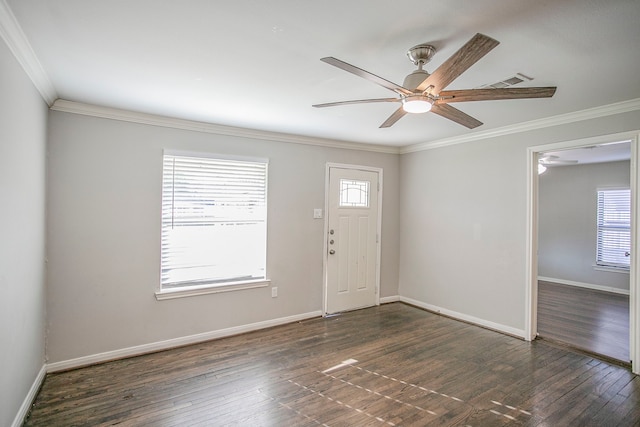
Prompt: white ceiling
<box><xmin>5</xmin><ymin>0</ymin><xmax>640</xmax><ymax>147</ymax></box>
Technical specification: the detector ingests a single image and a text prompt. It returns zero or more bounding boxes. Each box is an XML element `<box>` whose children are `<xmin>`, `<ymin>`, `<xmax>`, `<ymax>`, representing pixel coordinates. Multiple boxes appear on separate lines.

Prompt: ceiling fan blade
<box><xmin>321</xmin><ymin>57</ymin><xmax>413</xmax><ymax>96</ymax></box>
<box><xmin>543</xmin><ymin>160</ymin><xmax>579</xmax><ymax>165</ymax></box>
<box><xmin>379</xmin><ymin>106</ymin><xmax>407</xmax><ymax>128</ymax></box>
<box><xmin>438</xmin><ymin>87</ymin><xmax>557</xmax><ymax>103</ymax></box>
<box><xmin>431</xmin><ymin>104</ymin><xmax>483</xmax><ymax>129</ymax></box>
<box><xmin>539</xmin><ymin>155</ymin><xmax>578</xmax><ymax>165</ymax></box>
<box><xmin>416</xmin><ymin>33</ymin><xmax>500</xmax><ymax>93</ymax></box>
<box><xmin>313</xmin><ymin>98</ymin><xmax>400</xmax><ymax>108</ymax></box>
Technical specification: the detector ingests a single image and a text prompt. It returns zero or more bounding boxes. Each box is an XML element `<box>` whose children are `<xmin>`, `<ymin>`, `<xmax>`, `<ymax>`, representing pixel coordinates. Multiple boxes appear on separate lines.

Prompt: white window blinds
<box><xmin>161</xmin><ymin>153</ymin><xmax>268</xmax><ymax>289</ymax></box>
<box><xmin>596</xmin><ymin>189</ymin><xmax>631</xmax><ymax>268</ymax></box>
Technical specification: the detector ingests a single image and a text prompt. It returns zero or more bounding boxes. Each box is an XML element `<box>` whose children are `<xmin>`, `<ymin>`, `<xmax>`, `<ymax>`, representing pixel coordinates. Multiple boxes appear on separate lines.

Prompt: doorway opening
<box><xmin>526</xmin><ymin>131</ymin><xmax>640</xmax><ymax>375</ymax></box>
<box><xmin>536</xmin><ymin>143</ymin><xmax>631</xmax><ymax>362</ymax></box>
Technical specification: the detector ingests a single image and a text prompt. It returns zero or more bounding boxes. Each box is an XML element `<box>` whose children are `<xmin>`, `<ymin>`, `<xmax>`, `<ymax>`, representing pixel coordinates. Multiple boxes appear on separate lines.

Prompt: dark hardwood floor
<box><xmin>537</xmin><ymin>280</ymin><xmax>630</xmax><ymax>363</ymax></box>
<box><xmin>25</xmin><ymin>303</ymin><xmax>639</xmax><ymax>426</ymax></box>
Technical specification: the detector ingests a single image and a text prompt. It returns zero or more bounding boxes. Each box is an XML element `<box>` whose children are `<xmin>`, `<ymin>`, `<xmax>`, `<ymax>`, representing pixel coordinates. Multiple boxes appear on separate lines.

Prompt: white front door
<box><xmin>325</xmin><ymin>166</ymin><xmax>381</xmax><ymax>314</ymax></box>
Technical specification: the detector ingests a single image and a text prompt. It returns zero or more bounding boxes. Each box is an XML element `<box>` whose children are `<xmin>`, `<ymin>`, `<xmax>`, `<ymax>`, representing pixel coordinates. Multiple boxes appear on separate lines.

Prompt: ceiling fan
<box><xmin>538</xmin><ymin>154</ymin><xmax>578</xmax><ymax>174</ymax></box>
<box><xmin>538</xmin><ymin>154</ymin><xmax>578</xmax><ymax>166</ymax></box>
<box><xmin>313</xmin><ymin>33</ymin><xmax>557</xmax><ymax>129</ymax></box>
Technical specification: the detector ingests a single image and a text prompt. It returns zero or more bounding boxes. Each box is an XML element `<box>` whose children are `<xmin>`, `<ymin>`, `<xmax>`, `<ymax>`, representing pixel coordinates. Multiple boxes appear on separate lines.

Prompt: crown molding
<box><xmin>51</xmin><ymin>99</ymin><xmax>401</xmax><ymax>154</ymax></box>
<box><xmin>0</xmin><ymin>0</ymin><xmax>57</xmax><ymax>105</ymax></box>
<box><xmin>400</xmin><ymin>98</ymin><xmax>640</xmax><ymax>154</ymax></box>
<box><xmin>50</xmin><ymin>97</ymin><xmax>640</xmax><ymax>155</ymax></box>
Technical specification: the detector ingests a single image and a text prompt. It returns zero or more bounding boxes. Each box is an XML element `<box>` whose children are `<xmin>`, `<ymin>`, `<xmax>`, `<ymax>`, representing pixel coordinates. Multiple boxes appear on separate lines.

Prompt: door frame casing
<box><xmin>323</xmin><ymin>163</ymin><xmax>383</xmax><ymax>316</ymax></box>
<box><xmin>525</xmin><ymin>130</ymin><xmax>640</xmax><ymax>375</ymax></box>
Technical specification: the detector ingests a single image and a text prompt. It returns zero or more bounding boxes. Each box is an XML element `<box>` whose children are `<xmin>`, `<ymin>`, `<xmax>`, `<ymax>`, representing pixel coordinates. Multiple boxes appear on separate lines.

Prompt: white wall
<box><xmin>399</xmin><ymin>111</ymin><xmax>640</xmax><ymax>334</ymax></box>
<box><xmin>538</xmin><ymin>160</ymin><xmax>630</xmax><ymax>291</ymax></box>
<box><xmin>0</xmin><ymin>37</ymin><xmax>48</xmax><ymax>426</ymax></box>
<box><xmin>46</xmin><ymin>111</ymin><xmax>400</xmax><ymax>363</ymax></box>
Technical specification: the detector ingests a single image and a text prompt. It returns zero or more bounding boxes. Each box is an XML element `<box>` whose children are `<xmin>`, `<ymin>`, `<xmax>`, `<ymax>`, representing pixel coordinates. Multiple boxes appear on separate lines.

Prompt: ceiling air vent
<box><xmin>477</xmin><ymin>73</ymin><xmax>533</xmax><ymax>89</ymax></box>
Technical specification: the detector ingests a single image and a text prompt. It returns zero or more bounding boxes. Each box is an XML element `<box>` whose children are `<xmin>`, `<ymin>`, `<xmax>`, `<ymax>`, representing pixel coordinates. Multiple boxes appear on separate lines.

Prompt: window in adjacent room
<box><xmin>596</xmin><ymin>188</ymin><xmax>631</xmax><ymax>269</ymax></box>
<box><xmin>159</xmin><ymin>151</ymin><xmax>268</xmax><ymax>297</ymax></box>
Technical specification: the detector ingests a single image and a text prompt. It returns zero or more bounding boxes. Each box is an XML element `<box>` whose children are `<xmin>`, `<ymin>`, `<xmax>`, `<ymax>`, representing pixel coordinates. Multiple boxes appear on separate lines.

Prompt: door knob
<box><xmin>329</xmin><ymin>249</ymin><xmax>335</xmax><ymax>255</ymax></box>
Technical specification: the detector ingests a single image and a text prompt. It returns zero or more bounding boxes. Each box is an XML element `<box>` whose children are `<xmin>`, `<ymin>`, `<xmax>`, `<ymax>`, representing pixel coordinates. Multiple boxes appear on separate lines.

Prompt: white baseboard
<box><xmin>47</xmin><ymin>310</ymin><xmax>322</xmax><ymax>373</ymax></box>
<box><xmin>538</xmin><ymin>276</ymin><xmax>630</xmax><ymax>295</ymax></box>
<box><xmin>380</xmin><ymin>295</ymin><xmax>400</xmax><ymax>304</ymax></box>
<box><xmin>12</xmin><ymin>364</ymin><xmax>46</xmax><ymax>427</ymax></box>
<box><xmin>399</xmin><ymin>296</ymin><xmax>526</xmax><ymax>339</ymax></box>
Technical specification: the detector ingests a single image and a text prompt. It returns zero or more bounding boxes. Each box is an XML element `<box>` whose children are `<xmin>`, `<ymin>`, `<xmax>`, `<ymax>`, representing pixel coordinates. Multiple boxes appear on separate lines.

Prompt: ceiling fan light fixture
<box><xmin>538</xmin><ymin>163</ymin><xmax>547</xmax><ymax>175</ymax></box>
<box><xmin>402</xmin><ymin>96</ymin><xmax>433</xmax><ymax>113</ymax></box>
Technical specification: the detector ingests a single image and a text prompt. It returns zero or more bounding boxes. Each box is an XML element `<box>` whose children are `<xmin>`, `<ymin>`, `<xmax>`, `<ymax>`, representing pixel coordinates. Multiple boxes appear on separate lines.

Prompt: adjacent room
<box><xmin>537</xmin><ymin>143</ymin><xmax>632</xmax><ymax>363</ymax></box>
<box><xmin>2</xmin><ymin>1</ymin><xmax>640</xmax><ymax>426</ymax></box>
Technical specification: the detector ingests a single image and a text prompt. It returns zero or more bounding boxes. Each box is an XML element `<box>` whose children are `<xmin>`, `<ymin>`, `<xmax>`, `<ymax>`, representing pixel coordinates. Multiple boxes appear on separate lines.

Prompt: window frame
<box><xmin>595</xmin><ymin>187</ymin><xmax>631</xmax><ymax>271</ymax></box>
<box><xmin>155</xmin><ymin>150</ymin><xmax>270</xmax><ymax>300</ymax></box>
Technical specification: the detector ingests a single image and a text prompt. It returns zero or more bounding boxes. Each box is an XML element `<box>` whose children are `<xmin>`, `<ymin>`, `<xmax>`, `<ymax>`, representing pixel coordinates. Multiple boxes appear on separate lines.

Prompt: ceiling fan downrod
<box><xmin>404</xmin><ymin>44</ymin><xmax>436</xmax><ymax>93</ymax></box>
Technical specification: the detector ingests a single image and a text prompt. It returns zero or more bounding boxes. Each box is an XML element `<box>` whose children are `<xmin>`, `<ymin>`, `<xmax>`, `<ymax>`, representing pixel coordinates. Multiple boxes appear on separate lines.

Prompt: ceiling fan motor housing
<box><xmin>404</xmin><ymin>44</ymin><xmax>436</xmax><ymax>91</ymax></box>
<box><xmin>403</xmin><ymin>69</ymin><xmax>431</xmax><ymax>91</ymax></box>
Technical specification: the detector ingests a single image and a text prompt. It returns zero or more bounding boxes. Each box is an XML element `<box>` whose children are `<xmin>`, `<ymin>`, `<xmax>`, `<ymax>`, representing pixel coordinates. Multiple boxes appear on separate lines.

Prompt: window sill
<box><xmin>593</xmin><ymin>265</ymin><xmax>630</xmax><ymax>274</ymax></box>
<box><xmin>155</xmin><ymin>279</ymin><xmax>270</xmax><ymax>301</ymax></box>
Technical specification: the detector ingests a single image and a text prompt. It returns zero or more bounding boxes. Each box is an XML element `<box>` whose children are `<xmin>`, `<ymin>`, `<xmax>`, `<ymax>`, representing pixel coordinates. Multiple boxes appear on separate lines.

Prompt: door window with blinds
<box><xmin>596</xmin><ymin>188</ymin><xmax>631</xmax><ymax>269</ymax></box>
<box><xmin>160</xmin><ymin>152</ymin><xmax>268</xmax><ymax>292</ymax></box>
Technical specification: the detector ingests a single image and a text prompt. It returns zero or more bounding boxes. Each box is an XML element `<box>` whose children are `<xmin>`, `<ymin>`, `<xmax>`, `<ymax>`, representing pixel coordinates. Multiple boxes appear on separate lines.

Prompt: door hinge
<box><xmin>377</xmin><ymin>182</ymin><xmax>380</xmax><ymax>191</ymax></box>
<box><xmin>376</xmin><ymin>233</ymin><xmax>379</xmax><ymax>243</ymax></box>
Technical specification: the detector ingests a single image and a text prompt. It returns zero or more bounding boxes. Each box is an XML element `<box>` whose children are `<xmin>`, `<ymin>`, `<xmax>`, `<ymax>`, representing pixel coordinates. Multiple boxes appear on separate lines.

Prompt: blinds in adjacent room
<box><xmin>596</xmin><ymin>188</ymin><xmax>631</xmax><ymax>269</ymax></box>
<box><xmin>161</xmin><ymin>152</ymin><xmax>268</xmax><ymax>289</ymax></box>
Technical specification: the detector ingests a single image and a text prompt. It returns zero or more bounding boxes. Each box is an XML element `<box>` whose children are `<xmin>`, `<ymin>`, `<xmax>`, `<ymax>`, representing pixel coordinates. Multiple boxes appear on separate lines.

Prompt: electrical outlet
<box><xmin>271</xmin><ymin>287</ymin><xmax>278</xmax><ymax>298</ymax></box>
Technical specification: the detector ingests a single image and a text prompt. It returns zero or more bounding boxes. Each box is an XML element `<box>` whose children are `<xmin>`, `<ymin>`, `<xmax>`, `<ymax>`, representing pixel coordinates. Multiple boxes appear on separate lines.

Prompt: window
<box><xmin>596</xmin><ymin>188</ymin><xmax>631</xmax><ymax>269</ymax></box>
<box><xmin>160</xmin><ymin>151</ymin><xmax>268</xmax><ymax>295</ymax></box>
<box><xmin>339</xmin><ymin>179</ymin><xmax>370</xmax><ymax>207</ymax></box>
